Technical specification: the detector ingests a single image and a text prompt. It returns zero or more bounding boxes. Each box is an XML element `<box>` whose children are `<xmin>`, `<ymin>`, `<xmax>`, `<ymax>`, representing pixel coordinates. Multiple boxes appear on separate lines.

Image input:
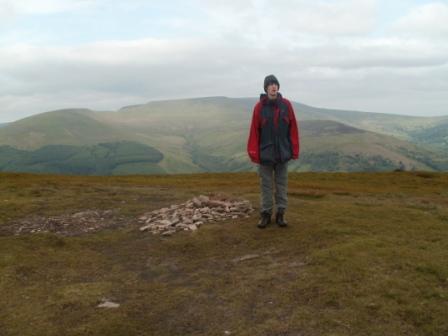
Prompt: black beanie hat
<box><xmin>264</xmin><ymin>74</ymin><xmax>280</xmax><ymax>92</ymax></box>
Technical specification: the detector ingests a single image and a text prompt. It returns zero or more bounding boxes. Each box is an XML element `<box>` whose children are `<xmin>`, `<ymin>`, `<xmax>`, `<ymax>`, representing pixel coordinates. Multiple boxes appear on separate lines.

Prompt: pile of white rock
<box><xmin>138</xmin><ymin>195</ymin><xmax>254</xmax><ymax>236</ymax></box>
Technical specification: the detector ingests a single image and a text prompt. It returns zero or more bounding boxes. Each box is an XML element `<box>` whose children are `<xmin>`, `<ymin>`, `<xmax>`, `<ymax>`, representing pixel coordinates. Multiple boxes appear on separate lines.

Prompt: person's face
<box><xmin>267</xmin><ymin>83</ymin><xmax>278</xmax><ymax>99</ymax></box>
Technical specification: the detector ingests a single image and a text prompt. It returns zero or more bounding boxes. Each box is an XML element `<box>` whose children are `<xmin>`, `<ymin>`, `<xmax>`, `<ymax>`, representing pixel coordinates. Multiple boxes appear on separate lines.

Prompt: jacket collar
<box><xmin>260</xmin><ymin>92</ymin><xmax>282</xmax><ymax>106</ymax></box>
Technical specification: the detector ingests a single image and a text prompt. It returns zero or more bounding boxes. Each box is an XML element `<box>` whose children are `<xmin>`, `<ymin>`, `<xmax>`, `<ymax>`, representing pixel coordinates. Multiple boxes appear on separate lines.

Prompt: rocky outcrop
<box><xmin>138</xmin><ymin>195</ymin><xmax>254</xmax><ymax>236</ymax></box>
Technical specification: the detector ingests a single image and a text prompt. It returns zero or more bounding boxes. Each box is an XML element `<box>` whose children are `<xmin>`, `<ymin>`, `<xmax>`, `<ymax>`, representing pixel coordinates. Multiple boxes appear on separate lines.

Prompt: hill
<box><xmin>0</xmin><ymin>109</ymin><xmax>134</xmax><ymax>149</ymax></box>
<box><xmin>294</xmin><ymin>120</ymin><xmax>448</xmax><ymax>172</ymax></box>
<box><xmin>409</xmin><ymin>119</ymin><xmax>448</xmax><ymax>152</ymax></box>
<box><xmin>1</xmin><ymin>171</ymin><xmax>448</xmax><ymax>335</ymax></box>
<box><xmin>0</xmin><ymin>97</ymin><xmax>447</xmax><ymax>174</ymax></box>
<box><xmin>91</xmin><ymin>97</ymin><xmax>448</xmax><ymax>172</ymax></box>
<box><xmin>288</xmin><ymin>102</ymin><xmax>448</xmax><ymax>147</ymax></box>
<box><xmin>0</xmin><ymin>141</ymin><xmax>164</xmax><ymax>175</ymax></box>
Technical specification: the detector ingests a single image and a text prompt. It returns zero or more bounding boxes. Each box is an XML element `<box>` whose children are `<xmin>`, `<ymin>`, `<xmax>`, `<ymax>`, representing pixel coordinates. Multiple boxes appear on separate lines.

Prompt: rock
<box><xmin>289</xmin><ymin>261</ymin><xmax>306</xmax><ymax>267</ymax></box>
<box><xmin>97</xmin><ymin>299</ymin><xmax>120</xmax><ymax>308</ymax></box>
<box><xmin>158</xmin><ymin>219</ymin><xmax>172</xmax><ymax>227</ymax></box>
<box><xmin>198</xmin><ymin>195</ymin><xmax>210</xmax><ymax>202</ymax></box>
<box><xmin>232</xmin><ymin>254</ymin><xmax>260</xmax><ymax>263</ymax></box>
<box><xmin>192</xmin><ymin>197</ymin><xmax>202</xmax><ymax>207</ymax></box>
<box><xmin>137</xmin><ymin>195</ymin><xmax>254</xmax><ymax>236</ymax></box>
<box><xmin>232</xmin><ymin>212</ymin><xmax>246</xmax><ymax>216</ymax></box>
<box><xmin>140</xmin><ymin>225</ymin><xmax>152</xmax><ymax>232</ymax></box>
<box><xmin>200</xmin><ymin>207</ymin><xmax>210</xmax><ymax>213</ymax></box>
<box><xmin>209</xmin><ymin>200</ymin><xmax>225</xmax><ymax>207</ymax></box>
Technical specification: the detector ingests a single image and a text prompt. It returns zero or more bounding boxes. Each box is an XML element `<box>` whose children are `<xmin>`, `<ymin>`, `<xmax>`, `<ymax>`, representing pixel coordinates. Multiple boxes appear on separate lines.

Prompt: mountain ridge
<box><xmin>1</xmin><ymin>97</ymin><xmax>447</xmax><ymax>174</ymax></box>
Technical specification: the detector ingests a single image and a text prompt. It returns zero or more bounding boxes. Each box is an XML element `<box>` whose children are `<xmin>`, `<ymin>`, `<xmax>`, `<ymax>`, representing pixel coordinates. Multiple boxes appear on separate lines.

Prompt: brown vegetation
<box><xmin>1</xmin><ymin>171</ymin><xmax>448</xmax><ymax>335</ymax></box>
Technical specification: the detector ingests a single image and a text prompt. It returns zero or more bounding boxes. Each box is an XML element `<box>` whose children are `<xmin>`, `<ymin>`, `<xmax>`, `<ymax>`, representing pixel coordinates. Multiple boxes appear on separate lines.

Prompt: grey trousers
<box><xmin>258</xmin><ymin>162</ymin><xmax>288</xmax><ymax>214</ymax></box>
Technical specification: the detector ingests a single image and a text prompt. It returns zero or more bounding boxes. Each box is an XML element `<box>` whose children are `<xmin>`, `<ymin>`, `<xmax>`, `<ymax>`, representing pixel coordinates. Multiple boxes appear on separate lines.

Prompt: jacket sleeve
<box><xmin>286</xmin><ymin>100</ymin><xmax>300</xmax><ymax>159</ymax></box>
<box><xmin>247</xmin><ymin>104</ymin><xmax>261</xmax><ymax>164</ymax></box>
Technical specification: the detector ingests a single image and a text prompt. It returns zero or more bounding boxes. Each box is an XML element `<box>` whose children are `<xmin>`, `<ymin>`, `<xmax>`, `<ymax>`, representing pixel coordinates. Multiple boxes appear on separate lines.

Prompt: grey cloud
<box><xmin>1</xmin><ymin>1</ymin><xmax>448</xmax><ymax>121</ymax></box>
<box><xmin>1</xmin><ymin>36</ymin><xmax>447</xmax><ymax>121</ymax></box>
<box><xmin>196</xmin><ymin>0</ymin><xmax>377</xmax><ymax>38</ymax></box>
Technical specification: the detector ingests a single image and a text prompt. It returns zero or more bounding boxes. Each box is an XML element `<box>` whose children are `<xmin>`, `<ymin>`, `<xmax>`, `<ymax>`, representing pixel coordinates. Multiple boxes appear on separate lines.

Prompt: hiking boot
<box><xmin>257</xmin><ymin>212</ymin><xmax>271</xmax><ymax>229</ymax></box>
<box><xmin>276</xmin><ymin>208</ymin><xmax>288</xmax><ymax>227</ymax></box>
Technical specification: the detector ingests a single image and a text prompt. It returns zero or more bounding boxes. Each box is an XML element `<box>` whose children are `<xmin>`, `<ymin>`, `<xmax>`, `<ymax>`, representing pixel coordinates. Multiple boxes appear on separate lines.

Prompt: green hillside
<box><xmin>174</xmin><ymin>118</ymin><xmax>447</xmax><ymax>173</ymax></box>
<box><xmin>0</xmin><ymin>109</ymin><xmax>133</xmax><ymax>149</ymax></box>
<box><xmin>291</xmin><ymin>120</ymin><xmax>447</xmax><ymax>172</ymax></box>
<box><xmin>94</xmin><ymin>96</ymin><xmax>253</xmax><ymax>133</ymax></box>
<box><xmin>0</xmin><ymin>141</ymin><xmax>164</xmax><ymax>175</ymax></box>
<box><xmin>292</xmin><ymin>102</ymin><xmax>448</xmax><ymax>146</ymax></box>
<box><xmin>92</xmin><ymin>97</ymin><xmax>448</xmax><ymax>172</ymax></box>
<box><xmin>409</xmin><ymin>120</ymin><xmax>448</xmax><ymax>152</ymax></box>
<box><xmin>1</xmin><ymin>97</ymin><xmax>447</xmax><ymax>174</ymax></box>
<box><xmin>94</xmin><ymin>96</ymin><xmax>448</xmax><ymax>150</ymax></box>
<box><xmin>0</xmin><ymin>109</ymin><xmax>196</xmax><ymax>173</ymax></box>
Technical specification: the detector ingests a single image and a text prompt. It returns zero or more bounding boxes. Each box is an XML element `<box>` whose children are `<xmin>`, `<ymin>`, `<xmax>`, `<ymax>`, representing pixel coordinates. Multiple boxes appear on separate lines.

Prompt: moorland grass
<box><xmin>1</xmin><ymin>171</ymin><xmax>448</xmax><ymax>335</ymax></box>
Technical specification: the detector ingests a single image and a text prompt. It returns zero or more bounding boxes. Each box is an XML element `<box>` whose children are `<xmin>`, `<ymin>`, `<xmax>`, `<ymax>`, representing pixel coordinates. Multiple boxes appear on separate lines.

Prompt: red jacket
<box><xmin>247</xmin><ymin>94</ymin><xmax>300</xmax><ymax>164</ymax></box>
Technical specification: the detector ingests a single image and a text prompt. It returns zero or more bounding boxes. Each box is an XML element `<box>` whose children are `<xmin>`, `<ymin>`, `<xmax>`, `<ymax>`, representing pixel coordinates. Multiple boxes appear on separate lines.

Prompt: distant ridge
<box><xmin>1</xmin><ymin>97</ymin><xmax>447</xmax><ymax>174</ymax></box>
<box><xmin>119</xmin><ymin>96</ymin><xmax>231</xmax><ymax>111</ymax></box>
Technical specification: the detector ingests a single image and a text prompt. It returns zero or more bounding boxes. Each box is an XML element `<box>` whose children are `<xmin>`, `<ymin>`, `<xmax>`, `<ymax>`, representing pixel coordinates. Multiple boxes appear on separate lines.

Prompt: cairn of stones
<box><xmin>138</xmin><ymin>195</ymin><xmax>254</xmax><ymax>236</ymax></box>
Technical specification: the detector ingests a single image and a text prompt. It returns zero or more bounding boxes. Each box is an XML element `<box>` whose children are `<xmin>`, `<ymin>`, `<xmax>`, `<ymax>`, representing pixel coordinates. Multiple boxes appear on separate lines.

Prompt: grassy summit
<box><xmin>1</xmin><ymin>172</ymin><xmax>448</xmax><ymax>335</ymax></box>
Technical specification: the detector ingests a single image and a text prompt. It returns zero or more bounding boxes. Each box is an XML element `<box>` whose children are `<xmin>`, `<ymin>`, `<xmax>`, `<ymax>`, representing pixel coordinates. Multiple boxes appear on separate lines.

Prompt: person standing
<box><xmin>247</xmin><ymin>75</ymin><xmax>300</xmax><ymax>228</ymax></box>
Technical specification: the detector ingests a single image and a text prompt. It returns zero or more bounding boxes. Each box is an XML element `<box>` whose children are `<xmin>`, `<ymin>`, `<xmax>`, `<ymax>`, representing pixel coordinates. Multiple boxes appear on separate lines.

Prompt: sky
<box><xmin>0</xmin><ymin>0</ymin><xmax>447</xmax><ymax>122</ymax></box>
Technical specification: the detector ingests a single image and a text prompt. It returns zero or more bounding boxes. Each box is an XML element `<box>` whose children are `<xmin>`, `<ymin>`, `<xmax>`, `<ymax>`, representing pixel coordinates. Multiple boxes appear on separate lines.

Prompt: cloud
<box><xmin>307</xmin><ymin>37</ymin><xmax>448</xmax><ymax>69</ymax></box>
<box><xmin>0</xmin><ymin>1</ymin><xmax>447</xmax><ymax>121</ymax></box>
<box><xmin>273</xmin><ymin>0</ymin><xmax>377</xmax><ymax>36</ymax></box>
<box><xmin>392</xmin><ymin>2</ymin><xmax>448</xmax><ymax>38</ymax></box>
<box><xmin>194</xmin><ymin>0</ymin><xmax>378</xmax><ymax>44</ymax></box>
<box><xmin>0</xmin><ymin>31</ymin><xmax>447</xmax><ymax>122</ymax></box>
<box><xmin>0</xmin><ymin>0</ymin><xmax>98</xmax><ymax>31</ymax></box>
<box><xmin>1</xmin><ymin>36</ymin><xmax>443</xmax><ymax>93</ymax></box>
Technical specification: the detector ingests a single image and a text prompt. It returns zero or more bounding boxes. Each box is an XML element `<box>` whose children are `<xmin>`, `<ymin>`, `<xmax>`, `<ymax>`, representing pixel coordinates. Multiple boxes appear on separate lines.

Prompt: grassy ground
<box><xmin>1</xmin><ymin>171</ymin><xmax>448</xmax><ymax>336</ymax></box>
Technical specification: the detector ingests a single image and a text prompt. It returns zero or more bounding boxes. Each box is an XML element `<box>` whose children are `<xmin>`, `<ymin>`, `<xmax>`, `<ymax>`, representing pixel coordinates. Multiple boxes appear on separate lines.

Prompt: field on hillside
<box><xmin>1</xmin><ymin>172</ymin><xmax>448</xmax><ymax>336</ymax></box>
